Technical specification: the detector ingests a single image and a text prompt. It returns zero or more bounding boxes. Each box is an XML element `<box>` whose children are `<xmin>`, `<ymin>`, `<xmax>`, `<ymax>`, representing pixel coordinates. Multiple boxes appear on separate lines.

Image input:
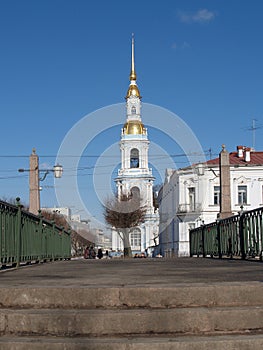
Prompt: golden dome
<box><xmin>123</xmin><ymin>120</ymin><xmax>145</xmax><ymax>135</ymax></box>
<box><xmin>126</xmin><ymin>84</ymin><xmax>141</xmax><ymax>99</ymax></box>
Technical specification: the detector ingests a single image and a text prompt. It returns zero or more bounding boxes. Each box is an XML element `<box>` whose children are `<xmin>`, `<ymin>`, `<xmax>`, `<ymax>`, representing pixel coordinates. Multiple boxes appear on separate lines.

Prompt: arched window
<box><xmin>130</xmin><ymin>148</ymin><xmax>139</xmax><ymax>168</ymax></box>
<box><xmin>131</xmin><ymin>186</ymin><xmax>140</xmax><ymax>200</ymax></box>
<box><xmin>131</xmin><ymin>106</ymin><xmax>136</xmax><ymax>114</ymax></box>
<box><xmin>130</xmin><ymin>228</ymin><xmax>141</xmax><ymax>250</ymax></box>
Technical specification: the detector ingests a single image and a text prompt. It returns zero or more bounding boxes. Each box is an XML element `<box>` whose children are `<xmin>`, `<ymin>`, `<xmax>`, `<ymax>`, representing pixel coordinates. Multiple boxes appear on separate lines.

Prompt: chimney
<box><xmin>244</xmin><ymin>147</ymin><xmax>251</xmax><ymax>162</ymax></box>
<box><xmin>237</xmin><ymin>145</ymin><xmax>244</xmax><ymax>158</ymax></box>
<box><xmin>219</xmin><ymin>145</ymin><xmax>233</xmax><ymax>219</ymax></box>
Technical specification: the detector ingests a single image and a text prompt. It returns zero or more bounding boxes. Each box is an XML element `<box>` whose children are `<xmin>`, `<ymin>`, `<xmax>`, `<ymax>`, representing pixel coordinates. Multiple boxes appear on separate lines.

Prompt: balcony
<box><xmin>177</xmin><ymin>203</ymin><xmax>202</xmax><ymax>214</ymax></box>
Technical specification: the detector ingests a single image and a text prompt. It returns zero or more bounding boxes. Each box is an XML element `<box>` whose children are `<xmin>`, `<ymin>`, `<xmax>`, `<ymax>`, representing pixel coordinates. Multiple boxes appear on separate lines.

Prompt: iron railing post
<box><xmin>216</xmin><ymin>220</ymin><xmax>222</xmax><ymax>259</ymax></box>
<box><xmin>51</xmin><ymin>220</ymin><xmax>56</xmax><ymax>261</ymax></box>
<box><xmin>189</xmin><ymin>228</ymin><xmax>193</xmax><ymax>257</ymax></box>
<box><xmin>202</xmin><ymin>225</ymin><xmax>206</xmax><ymax>258</ymax></box>
<box><xmin>38</xmin><ymin>210</ymin><xmax>43</xmax><ymax>263</ymax></box>
<box><xmin>15</xmin><ymin>197</ymin><xmax>22</xmax><ymax>268</ymax></box>
<box><xmin>239</xmin><ymin>212</ymin><xmax>246</xmax><ymax>260</ymax></box>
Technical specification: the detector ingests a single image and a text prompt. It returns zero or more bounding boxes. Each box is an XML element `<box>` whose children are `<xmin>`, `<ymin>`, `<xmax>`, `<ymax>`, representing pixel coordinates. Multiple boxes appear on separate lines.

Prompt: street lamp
<box><xmin>18</xmin><ymin>148</ymin><xmax>63</xmax><ymax>215</ymax></box>
<box><xmin>38</xmin><ymin>164</ymin><xmax>63</xmax><ymax>182</ymax></box>
<box><xmin>53</xmin><ymin>164</ymin><xmax>63</xmax><ymax>178</ymax></box>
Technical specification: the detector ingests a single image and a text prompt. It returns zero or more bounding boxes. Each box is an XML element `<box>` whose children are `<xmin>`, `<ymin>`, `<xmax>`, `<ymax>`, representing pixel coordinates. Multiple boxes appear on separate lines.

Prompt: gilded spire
<box><xmin>126</xmin><ymin>34</ymin><xmax>141</xmax><ymax>99</ymax></box>
<box><xmin>129</xmin><ymin>34</ymin><xmax>136</xmax><ymax>81</ymax></box>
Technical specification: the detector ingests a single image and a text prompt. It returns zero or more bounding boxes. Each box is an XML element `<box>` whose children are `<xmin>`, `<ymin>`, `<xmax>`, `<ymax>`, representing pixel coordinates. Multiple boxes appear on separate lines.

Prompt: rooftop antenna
<box><xmin>243</xmin><ymin>118</ymin><xmax>263</xmax><ymax>150</ymax></box>
<box><xmin>208</xmin><ymin>148</ymin><xmax>212</xmax><ymax>160</ymax></box>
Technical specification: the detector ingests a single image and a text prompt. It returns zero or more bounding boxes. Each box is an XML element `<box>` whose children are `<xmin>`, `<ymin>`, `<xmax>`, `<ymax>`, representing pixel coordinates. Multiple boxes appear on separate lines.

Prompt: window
<box><xmin>238</xmin><ymin>185</ymin><xmax>247</xmax><ymax>205</ymax></box>
<box><xmin>130</xmin><ymin>228</ymin><xmax>141</xmax><ymax>249</ymax></box>
<box><xmin>131</xmin><ymin>106</ymin><xmax>136</xmax><ymax>114</ymax></box>
<box><xmin>131</xmin><ymin>187</ymin><xmax>140</xmax><ymax>200</ymax></box>
<box><xmin>189</xmin><ymin>187</ymin><xmax>195</xmax><ymax>211</ymax></box>
<box><xmin>214</xmin><ymin>186</ymin><xmax>220</xmax><ymax>205</ymax></box>
<box><xmin>130</xmin><ymin>148</ymin><xmax>139</xmax><ymax>168</ymax></box>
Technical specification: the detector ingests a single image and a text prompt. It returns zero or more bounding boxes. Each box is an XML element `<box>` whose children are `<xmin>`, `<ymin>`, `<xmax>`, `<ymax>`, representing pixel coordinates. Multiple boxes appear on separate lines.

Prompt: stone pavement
<box><xmin>1</xmin><ymin>257</ymin><xmax>262</xmax><ymax>287</ymax></box>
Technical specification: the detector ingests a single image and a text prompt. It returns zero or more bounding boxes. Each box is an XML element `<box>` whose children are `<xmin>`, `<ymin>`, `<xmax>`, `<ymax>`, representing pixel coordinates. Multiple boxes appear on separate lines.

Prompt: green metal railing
<box><xmin>0</xmin><ymin>198</ymin><xmax>71</xmax><ymax>268</ymax></box>
<box><xmin>190</xmin><ymin>207</ymin><xmax>263</xmax><ymax>260</ymax></box>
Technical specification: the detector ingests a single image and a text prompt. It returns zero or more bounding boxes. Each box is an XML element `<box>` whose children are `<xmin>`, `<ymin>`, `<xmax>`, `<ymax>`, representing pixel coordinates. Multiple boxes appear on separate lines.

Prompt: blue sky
<box><xmin>1</xmin><ymin>0</ymin><xmax>263</xmax><ymax>227</ymax></box>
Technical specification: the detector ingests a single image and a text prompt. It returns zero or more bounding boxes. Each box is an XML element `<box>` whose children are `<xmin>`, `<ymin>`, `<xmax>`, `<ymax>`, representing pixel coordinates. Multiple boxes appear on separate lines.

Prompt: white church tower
<box><xmin>112</xmin><ymin>36</ymin><xmax>159</xmax><ymax>256</ymax></box>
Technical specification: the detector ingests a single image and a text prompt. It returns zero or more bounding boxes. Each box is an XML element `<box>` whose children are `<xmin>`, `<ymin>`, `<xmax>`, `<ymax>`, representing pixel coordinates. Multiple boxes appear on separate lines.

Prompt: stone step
<box><xmin>1</xmin><ymin>306</ymin><xmax>263</xmax><ymax>336</ymax></box>
<box><xmin>1</xmin><ymin>334</ymin><xmax>263</xmax><ymax>350</ymax></box>
<box><xmin>1</xmin><ymin>282</ymin><xmax>263</xmax><ymax>309</ymax></box>
<box><xmin>1</xmin><ymin>259</ymin><xmax>263</xmax><ymax>349</ymax></box>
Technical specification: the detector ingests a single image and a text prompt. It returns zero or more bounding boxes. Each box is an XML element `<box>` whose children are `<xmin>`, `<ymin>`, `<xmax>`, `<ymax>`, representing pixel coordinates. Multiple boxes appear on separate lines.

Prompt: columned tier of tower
<box><xmin>125</xmin><ymin>94</ymin><xmax>142</xmax><ymax>127</ymax></box>
<box><xmin>119</xmin><ymin>138</ymin><xmax>150</xmax><ymax>170</ymax></box>
<box><xmin>115</xmin><ymin>175</ymin><xmax>155</xmax><ymax>215</ymax></box>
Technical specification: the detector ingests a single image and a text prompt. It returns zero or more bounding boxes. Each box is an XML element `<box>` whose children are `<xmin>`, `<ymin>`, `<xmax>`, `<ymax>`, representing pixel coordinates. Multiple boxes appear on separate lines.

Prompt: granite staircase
<box><xmin>0</xmin><ymin>283</ymin><xmax>263</xmax><ymax>349</ymax></box>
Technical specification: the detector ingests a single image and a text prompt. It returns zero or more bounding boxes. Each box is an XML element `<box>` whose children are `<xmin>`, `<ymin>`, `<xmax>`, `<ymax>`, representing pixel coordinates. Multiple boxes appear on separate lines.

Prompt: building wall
<box><xmin>158</xmin><ymin>162</ymin><xmax>263</xmax><ymax>257</ymax></box>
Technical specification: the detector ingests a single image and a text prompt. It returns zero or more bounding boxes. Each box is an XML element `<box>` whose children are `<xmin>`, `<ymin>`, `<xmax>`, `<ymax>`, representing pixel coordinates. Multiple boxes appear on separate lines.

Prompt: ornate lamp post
<box><xmin>18</xmin><ymin>148</ymin><xmax>63</xmax><ymax>215</ymax></box>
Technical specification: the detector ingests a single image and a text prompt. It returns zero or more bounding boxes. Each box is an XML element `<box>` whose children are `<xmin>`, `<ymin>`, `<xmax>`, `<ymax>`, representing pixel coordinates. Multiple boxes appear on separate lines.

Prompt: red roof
<box><xmin>206</xmin><ymin>151</ymin><xmax>263</xmax><ymax>166</ymax></box>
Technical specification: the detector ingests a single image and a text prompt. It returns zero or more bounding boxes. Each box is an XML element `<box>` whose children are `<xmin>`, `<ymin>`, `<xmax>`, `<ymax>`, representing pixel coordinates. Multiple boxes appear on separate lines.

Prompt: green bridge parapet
<box><xmin>0</xmin><ymin>198</ymin><xmax>71</xmax><ymax>268</ymax></box>
<box><xmin>190</xmin><ymin>207</ymin><xmax>263</xmax><ymax>260</ymax></box>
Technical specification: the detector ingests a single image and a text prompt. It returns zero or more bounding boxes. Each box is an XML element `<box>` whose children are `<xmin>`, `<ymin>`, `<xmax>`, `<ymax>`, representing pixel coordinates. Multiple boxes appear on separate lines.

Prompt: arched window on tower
<box><xmin>131</xmin><ymin>186</ymin><xmax>140</xmax><ymax>200</ymax></box>
<box><xmin>130</xmin><ymin>148</ymin><xmax>139</xmax><ymax>168</ymax></box>
<box><xmin>131</xmin><ymin>106</ymin><xmax>136</xmax><ymax>114</ymax></box>
<box><xmin>130</xmin><ymin>228</ymin><xmax>141</xmax><ymax>251</ymax></box>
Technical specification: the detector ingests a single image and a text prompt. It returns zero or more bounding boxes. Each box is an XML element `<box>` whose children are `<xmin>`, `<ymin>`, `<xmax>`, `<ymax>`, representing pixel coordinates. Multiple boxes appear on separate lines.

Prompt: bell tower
<box><xmin>112</xmin><ymin>35</ymin><xmax>159</xmax><ymax>255</ymax></box>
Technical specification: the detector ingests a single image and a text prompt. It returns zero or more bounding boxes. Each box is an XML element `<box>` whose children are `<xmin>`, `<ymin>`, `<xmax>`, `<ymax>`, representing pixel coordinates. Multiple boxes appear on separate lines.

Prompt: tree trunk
<box><xmin>122</xmin><ymin>228</ymin><xmax>132</xmax><ymax>258</ymax></box>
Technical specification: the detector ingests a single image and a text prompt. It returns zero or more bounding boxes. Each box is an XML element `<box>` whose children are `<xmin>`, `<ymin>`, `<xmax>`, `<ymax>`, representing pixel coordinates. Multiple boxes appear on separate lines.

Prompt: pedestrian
<box><xmin>84</xmin><ymin>246</ymin><xmax>89</xmax><ymax>259</ymax></box>
<box><xmin>90</xmin><ymin>246</ymin><xmax>96</xmax><ymax>259</ymax></box>
<box><xmin>97</xmin><ymin>248</ymin><xmax>103</xmax><ymax>259</ymax></box>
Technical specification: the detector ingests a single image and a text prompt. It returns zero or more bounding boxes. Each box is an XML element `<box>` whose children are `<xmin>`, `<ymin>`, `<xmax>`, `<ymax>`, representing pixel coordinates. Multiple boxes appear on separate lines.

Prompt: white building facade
<box><xmin>111</xmin><ymin>37</ymin><xmax>159</xmax><ymax>255</ymax></box>
<box><xmin>158</xmin><ymin>146</ymin><xmax>263</xmax><ymax>257</ymax></box>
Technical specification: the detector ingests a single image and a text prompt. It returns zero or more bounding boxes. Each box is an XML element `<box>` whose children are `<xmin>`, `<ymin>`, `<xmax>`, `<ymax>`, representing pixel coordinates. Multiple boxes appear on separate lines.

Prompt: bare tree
<box><xmin>41</xmin><ymin>210</ymin><xmax>70</xmax><ymax>229</ymax></box>
<box><xmin>103</xmin><ymin>193</ymin><xmax>146</xmax><ymax>258</ymax></box>
<box><xmin>71</xmin><ymin>230</ymin><xmax>94</xmax><ymax>257</ymax></box>
<box><xmin>41</xmin><ymin>210</ymin><xmax>95</xmax><ymax>257</ymax></box>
